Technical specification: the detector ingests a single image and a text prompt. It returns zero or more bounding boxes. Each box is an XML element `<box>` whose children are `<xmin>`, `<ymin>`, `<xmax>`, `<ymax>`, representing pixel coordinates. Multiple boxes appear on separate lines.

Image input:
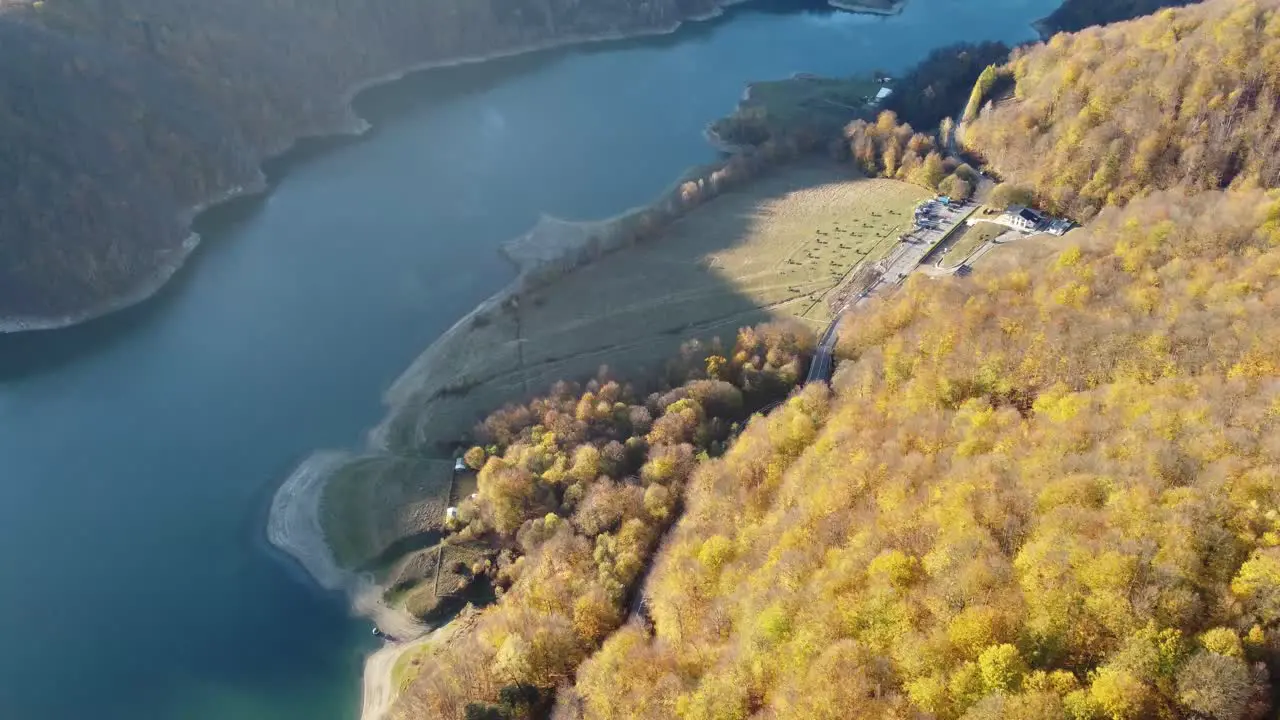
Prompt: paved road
<box><xmin>804</xmin><ymin>316</ymin><xmax>839</xmax><ymax>384</ymax></box>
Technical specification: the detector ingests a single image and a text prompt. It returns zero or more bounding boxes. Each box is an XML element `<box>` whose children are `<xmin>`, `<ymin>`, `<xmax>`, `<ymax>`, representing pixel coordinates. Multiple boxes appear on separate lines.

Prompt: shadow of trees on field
<box><xmin>377</xmin><ymin>155</ymin><xmax>890</xmax><ymax>457</ymax></box>
<box><xmin>0</xmin><ymin>0</ymin><xmax>845</xmax><ymax>384</ymax></box>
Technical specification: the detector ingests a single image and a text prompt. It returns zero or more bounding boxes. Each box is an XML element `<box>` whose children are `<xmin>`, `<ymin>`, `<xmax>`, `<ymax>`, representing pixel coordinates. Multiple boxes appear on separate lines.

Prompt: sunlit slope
<box><xmin>964</xmin><ymin>0</ymin><xmax>1280</xmax><ymax>220</ymax></box>
<box><xmin>567</xmin><ymin>189</ymin><xmax>1280</xmax><ymax>719</ymax></box>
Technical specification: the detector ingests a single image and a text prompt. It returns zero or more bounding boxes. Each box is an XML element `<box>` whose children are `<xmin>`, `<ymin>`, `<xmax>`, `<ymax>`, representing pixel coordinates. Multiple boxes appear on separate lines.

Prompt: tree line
<box><xmin>883</xmin><ymin>41</ymin><xmax>1010</xmax><ymax>131</ymax></box>
<box><xmin>1037</xmin><ymin>0</ymin><xmax>1199</xmax><ymax>35</ymax></box>
<box><xmin>837</xmin><ymin>110</ymin><xmax>979</xmax><ymax>200</ymax></box>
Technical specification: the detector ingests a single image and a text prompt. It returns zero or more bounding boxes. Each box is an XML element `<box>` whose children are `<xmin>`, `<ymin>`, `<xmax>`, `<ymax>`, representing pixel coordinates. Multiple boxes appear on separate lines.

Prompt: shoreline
<box><xmin>264</xmin><ymin>0</ymin><xmax>903</xmax><ymax>712</ymax></box>
<box><xmin>1031</xmin><ymin>16</ymin><xmax>1053</xmax><ymax>40</ymax></box>
<box><xmin>361</xmin><ymin>608</ymin><xmax>482</xmax><ymax>720</ymax></box>
<box><xmin>266</xmin><ymin>451</ymin><xmax>350</xmax><ymax>592</ymax></box>
<box><xmin>361</xmin><ymin>638</ymin><xmax>423</xmax><ymax>720</ymax></box>
<box><xmin>375</xmin><ymin>164</ymin><xmax>715</xmax><ymax>425</ymax></box>
<box><xmin>0</xmin><ymin>175</ymin><xmax>266</xmax><ymax>333</ymax></box>
<box><xmin>827</xmin><ymin>0</ymin><xmax>907</xmax><ymax>16</ymax></box>
<box><xmin>266</xmin><ymin>451</ymin><xmax>429</xmax><ymax>640</ymax></box>
<box><xmin>702</xmin><ymin>83</ymin><xmax>757</xmax><ymax>154</ymax></box>
<box><xmin>0</xmin><ymin>0</ymin><xmax>753</xmax><ymax>335</ymax></box>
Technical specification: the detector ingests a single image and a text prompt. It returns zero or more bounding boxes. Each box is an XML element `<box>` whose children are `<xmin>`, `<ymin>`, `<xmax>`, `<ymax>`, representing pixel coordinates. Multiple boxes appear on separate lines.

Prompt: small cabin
<box><xmin>873</xmin><ymin>87</ymin><xmax>894</xmax><ymax>104</ymax></box>
<box><xmin>454</xmin><ymin>457</ymin><xmax>467</xmax><ymax>472</ymax></box>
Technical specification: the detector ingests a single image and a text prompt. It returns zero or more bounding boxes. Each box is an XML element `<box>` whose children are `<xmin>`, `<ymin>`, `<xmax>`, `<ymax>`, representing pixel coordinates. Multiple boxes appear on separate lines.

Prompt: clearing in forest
<box><xmin>378</xmin><ymin>160</ymin><xmax>927</xmax><ymax>453</ymax></box>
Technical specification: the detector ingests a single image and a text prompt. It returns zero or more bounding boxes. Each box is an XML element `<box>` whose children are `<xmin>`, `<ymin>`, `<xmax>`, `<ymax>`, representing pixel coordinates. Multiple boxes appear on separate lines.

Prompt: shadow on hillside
<box><xmin>373</xmin><ymin>158</ymin><xmax>892</xmax><ymax>456</ymax></box>
<box><xmin>0</xmin><ymin>0</ymin><xmax>846</xmax><ymax>384</ymax></box>
<box><xmin>0</xmin><ymin>53</ymin><xmax>556</xmax><ymax>382</ymax></box>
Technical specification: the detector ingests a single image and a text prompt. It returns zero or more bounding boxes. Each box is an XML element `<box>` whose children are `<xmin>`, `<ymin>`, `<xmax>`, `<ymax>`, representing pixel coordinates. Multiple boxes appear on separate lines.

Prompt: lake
<box><xmin>0</xmin><ymin>1</ymin><xmax>1058</xmax><ymax>717</ymax></box>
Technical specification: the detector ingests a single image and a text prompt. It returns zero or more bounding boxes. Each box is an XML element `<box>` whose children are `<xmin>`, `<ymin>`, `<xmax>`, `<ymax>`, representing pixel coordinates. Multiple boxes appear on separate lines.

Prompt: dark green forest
<box><xmin>0</xmin><ymin>0</ymin><xmax>723</xmax><ymax>321</ymax></box>
<box><xmin>1038</xmin><ymin>0</ymin><xmax>1199</xmax><ymax>34</ymax></box>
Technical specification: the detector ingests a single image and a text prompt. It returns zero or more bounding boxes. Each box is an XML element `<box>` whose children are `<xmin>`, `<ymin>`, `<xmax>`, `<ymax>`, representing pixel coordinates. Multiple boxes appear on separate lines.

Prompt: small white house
<box><xmin>1008</xmin><ymin>206</ymin><xmax>1044</xmax><ymax>232</ymax></box>
<box><xmin>454</xmin><ymin>457</ymin><xmax>467</xmax><ymax>472</ymax></box>
<box><xmin>446</xmin><ymin>507</ymin><xmax>459</xmax><ymax>521</ymax></box>
<box><xmin>874</xmin><ymin>87</ymin><xmax>894</xmax><ymax>104</ymax></box>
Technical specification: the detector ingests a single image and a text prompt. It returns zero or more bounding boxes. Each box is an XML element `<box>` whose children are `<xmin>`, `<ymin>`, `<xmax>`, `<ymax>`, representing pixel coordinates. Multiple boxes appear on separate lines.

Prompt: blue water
<box><xmin>0</xmin><ymin>1</ymin><xmax>1058</xmax><ymax>717</ymax></box>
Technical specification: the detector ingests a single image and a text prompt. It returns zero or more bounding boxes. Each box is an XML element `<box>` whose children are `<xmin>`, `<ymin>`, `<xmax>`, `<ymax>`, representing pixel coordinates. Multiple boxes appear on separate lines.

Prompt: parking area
<box><xmin>854</xmin><ymin>197</ymin><xmax>976</xmax><ymax>303</ymax></box>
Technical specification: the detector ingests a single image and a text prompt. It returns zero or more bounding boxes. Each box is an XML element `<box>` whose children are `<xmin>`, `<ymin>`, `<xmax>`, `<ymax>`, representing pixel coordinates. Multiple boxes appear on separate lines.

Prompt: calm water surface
<box><xmin>0</xmin><ymin>1</ymin><xmax>1057</xmax><ymax>717</ymax></box>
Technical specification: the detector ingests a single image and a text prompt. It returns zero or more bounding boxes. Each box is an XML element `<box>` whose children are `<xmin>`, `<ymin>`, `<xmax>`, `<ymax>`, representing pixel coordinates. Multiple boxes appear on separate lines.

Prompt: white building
<box><xmin>874</xmin><ymin>87</ymin><xmax>894</xmax><ymax>104</ymax></box>
<box><xmin>1008</xmin><ymin>206</ymin><xmax>1044</xmax><ymax>232</ymax></box>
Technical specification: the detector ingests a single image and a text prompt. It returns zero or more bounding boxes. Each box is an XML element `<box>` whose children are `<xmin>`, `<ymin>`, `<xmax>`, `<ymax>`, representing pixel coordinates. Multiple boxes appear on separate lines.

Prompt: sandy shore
<box><xmin>267</xmin><ymin>451</ymin><xmax>428</xmax><ymax>639</ymax></box>
<box><xmin>361</xmin><ymin>640</ymin><xmax>415</xmax><ymax>720</ymax></box>
<box><xmin>360</xmin><ymin>607</ymin><xmax>481</xmax><ymax>720</ymax></box>
<box><xmin>267</xmin><ymin>451</ymin><xmax>351</xmax><ymax>591</ymax></box>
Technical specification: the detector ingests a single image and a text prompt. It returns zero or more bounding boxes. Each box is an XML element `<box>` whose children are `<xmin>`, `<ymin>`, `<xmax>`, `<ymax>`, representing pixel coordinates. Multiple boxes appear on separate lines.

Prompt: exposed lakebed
<box><xmin>0</xmin><ymin>1</ymin><xmax>1059</xmax><ymax>718</ymax></box>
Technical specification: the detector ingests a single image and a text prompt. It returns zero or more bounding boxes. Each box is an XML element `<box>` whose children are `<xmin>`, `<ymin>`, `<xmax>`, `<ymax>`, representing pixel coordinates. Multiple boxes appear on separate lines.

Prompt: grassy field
<box><xmin>320</xmin><ymin>456</ymin><xmax>454</xmax><ymax>569</ymax></box>
<box><xmin>710</xmin><ymin>75</ymin><xmax>882</xmax><ymax>144</ymax></box>
<box><xmin>392</xmin><ymin>643</ymin><xmax>433</xmax><ymax>694</ymax></box>
<box><xmin>746</xmin><ymin>76</ymin><xmax>880</xmax><ymax>128</ymax></box>
<box><xmin>381</xmin><ymin>541</ymin><xmax>492</xmax><ymax>619</ymax></box>
<box><xmin>378</xmin><ymin>161</ymin><xmax>927</xmax><ymax>454</ymax></box>
<box><xmin>942</xmin><ymin>220</ymin><xmax>1006</xmax><ymax>267</ymax></box>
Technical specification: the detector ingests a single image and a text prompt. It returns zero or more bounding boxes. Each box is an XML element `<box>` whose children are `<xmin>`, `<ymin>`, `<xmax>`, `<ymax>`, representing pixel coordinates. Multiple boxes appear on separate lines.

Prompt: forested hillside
<box><xmin>558</xmin><ymin>187</ymin><xmax>1280</xmax><ymax>720</ymax></box>
<box><xmin>882</xmin><ymin>41</ymin><xmax>1010</xmax><ymax>130</ymax></box>
<box><xmin>370</xmin><ymin>1</ymin><xmax>1280</xmax><ymax>717</ymax></box>
<box><xmin>390</xmin><ymin>325</ymin><xmax>815</xmax><ymax>718</ymax></box>
<box><xmin>0</xmin><ymin>16</ymin><xmax>256</xmax><ymax>324</ymax></box>
<box><xmin>534</xmin><ymin>3</ymin><xmax>1280</xmax><ymax>717</ymax></box>
<box><xmin>0</xmin><ymin>0</ymin><xmax>724</xmax><ymax>325</ymax></box>
<box><xmin>963</xmin><ymin>0</ymin><xmax>1280</xmax><ymax>220</ymax></box>
<box><xmin>1037</xmin><ymin>0</ymin><xmax>1198</xmax><ymax>34</ymax></box>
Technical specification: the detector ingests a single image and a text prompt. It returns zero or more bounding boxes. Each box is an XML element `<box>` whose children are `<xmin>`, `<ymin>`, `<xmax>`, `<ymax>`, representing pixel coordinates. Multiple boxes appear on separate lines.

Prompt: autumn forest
<box><xmin>389</xmin><ymin>1</ymin><xmax>1280</xmax><ymax>719</ymax></box>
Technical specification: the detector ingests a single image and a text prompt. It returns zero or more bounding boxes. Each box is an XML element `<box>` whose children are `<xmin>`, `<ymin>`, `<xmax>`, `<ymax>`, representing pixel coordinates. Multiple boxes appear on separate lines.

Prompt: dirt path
<box><xmin>352</xmin><ymin>574</ymin><xmax>429</xmax><ymax>641</ymax></box>
<box><xmin>360</xmin><ymin>608</ymin><xmax>480</xmax><ymax>720</ymax></box>
<box><xmin>361</xmin><ymin>638</ymin><xmax>424</xmax><ymax>720</ymax></box>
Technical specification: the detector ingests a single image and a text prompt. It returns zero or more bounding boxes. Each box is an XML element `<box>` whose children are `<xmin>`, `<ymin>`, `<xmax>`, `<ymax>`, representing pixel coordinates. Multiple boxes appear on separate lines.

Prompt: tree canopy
<box><xmin>560</xmin><ymin>186</ymin><xmax>1280</xmax><ymax>720</ymax></box>
<box><xmin>1037</xmin><ymin>0</ymin><xmax>1198</xmax><ymax>35</ymax></box>
<box><xmin>883</xmin><ymin>41</ymin><xmax>1010</xmax><ymax>131</ymax></box>
<box><xmin>391</xmin><ymin>324</ymin><xmax>815</xmax><ymax>718</ymax></box>
<box><xmin>369</xmin><ymin>2</ymin><xmax>1280</xmax><ymax>718</ymax></box>
<box><xmin>963</xmin><ymin>0</ymin><xmax>1280</xmax><ymax>220</ymax></box>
